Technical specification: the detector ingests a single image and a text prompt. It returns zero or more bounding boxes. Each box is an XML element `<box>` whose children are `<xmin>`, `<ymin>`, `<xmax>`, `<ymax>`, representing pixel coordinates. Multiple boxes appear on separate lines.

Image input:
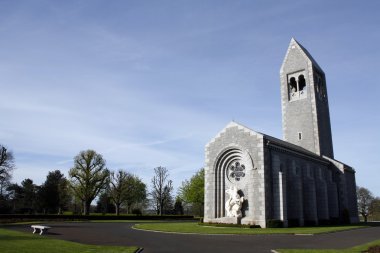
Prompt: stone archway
<box><xmin>214</xmin><ymin>147</ymin><xmax>252</xmax><ymax>219</ymax></box>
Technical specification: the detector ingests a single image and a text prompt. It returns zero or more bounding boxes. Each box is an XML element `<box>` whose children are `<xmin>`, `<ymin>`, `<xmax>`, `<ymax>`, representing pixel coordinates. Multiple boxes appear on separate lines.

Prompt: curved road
<box><xmin>8</xmin><ymin>222</ymin><xmax>380</xmax><ymax>253</ymax></box>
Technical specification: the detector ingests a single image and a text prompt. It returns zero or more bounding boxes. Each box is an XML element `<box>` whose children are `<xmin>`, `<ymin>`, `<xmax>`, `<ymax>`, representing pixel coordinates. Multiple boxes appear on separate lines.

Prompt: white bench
<box><xmin>31</xmin><ymin>225</ymin><xmax>51</xmax><ymax>235</ymax></box>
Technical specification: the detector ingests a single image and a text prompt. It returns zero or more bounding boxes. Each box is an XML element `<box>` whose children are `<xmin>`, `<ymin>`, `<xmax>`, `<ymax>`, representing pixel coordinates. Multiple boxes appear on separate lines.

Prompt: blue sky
<box><xmin>1</xmin><ymin>1</ymin><xmax>379</xmax><ymax>196</ymax></box>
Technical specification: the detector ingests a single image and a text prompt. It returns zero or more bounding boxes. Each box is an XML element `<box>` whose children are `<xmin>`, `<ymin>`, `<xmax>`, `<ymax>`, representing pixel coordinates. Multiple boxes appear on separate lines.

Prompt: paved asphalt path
<box><xmin>7</xmin><ymin>222</ymin><xmax>380</xmax><ymax>253</ymax></box>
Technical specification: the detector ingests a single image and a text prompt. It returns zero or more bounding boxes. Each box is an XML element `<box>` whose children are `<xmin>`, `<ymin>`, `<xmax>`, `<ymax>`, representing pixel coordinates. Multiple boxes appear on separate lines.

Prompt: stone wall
<box><xmin>266</xmin><ymin>145</ymin><xmax>345</xmax><ymax>227</ymax></box>
<box><xmin>204</xmin><ymin>122</ymin><xmax>266</xmax><ymax>227</ymax></box>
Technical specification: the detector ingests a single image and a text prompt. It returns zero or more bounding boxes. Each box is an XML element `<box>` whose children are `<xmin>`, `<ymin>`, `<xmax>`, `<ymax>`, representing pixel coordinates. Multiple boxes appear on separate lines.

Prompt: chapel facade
<box><xmin>203</xmin><ymin>38</ymin><xmax>359</xmax><ymax>228</ymax></box>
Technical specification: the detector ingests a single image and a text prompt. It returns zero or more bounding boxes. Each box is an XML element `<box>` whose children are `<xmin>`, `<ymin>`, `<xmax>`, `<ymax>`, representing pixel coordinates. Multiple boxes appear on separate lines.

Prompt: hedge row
<box><xmin>0</xmin><ymin>214</ymin><xmax>195</xmax><ymax>222</ymax></box>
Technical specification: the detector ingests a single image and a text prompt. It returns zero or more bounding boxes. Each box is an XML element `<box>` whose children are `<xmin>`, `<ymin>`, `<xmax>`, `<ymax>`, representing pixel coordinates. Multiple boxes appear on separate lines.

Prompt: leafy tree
<box><xmin>95</xmin><ymin>192</ymin><xmax>115</xmax><ymax>214</ymax></box>
<box><xmin>124</xmin><ymin>175</ymin><xmax>147</xmax><ymax>214</ymax></box>
<box><xmin>357</xmin><ymin>186</ymin><xmax>375</xmax><ymax>222</ymax></box>
<box><xmin>180</xmin><ymin>168</ymin><xmax>204</xmax><ymax>216</ymax></box>
<box><xmin>369</xmin><ymin>197</ymin><xmax>380</xmax><ymax>220</ymax></box>
<box><xmin>57</xmin><ymin>177</ymin><xmax>71</xmax><ymax>214</ymax></box>
<box><xmin>39</xmin><ymin>170</ymin><xmax>71</xmax><ymax>214</ymax></box>
<box><xmin>6</xmin><ymin>179</ymin><xmax>38</xmax><ymax>213</ymax></box>
<box><xmin>98</xmin><ymin>170</ymin><xmax>147</xmax><ymax>215</ymax></box>
<box><xmin>6</xmin><ymin>183</ymin><xmax>23</xmax><ymax>212</ymax></box>
<box><xmin>69</xmin><ymin>150</ymin><xmax>110</xmax><ymax>215</ymax></box>
<box><xmin>21</xmin><ymin>179</ymin><xmax>38</xmax><ymax>213</ymax></box>
<box><xmin>174</xmin><ymin>196</ymin><xmax>184</xmax><ymax>215</ymax></box>
<box><xmin>151</xmin><ymin>166</ymin><xmax>173</xmax><ymax>215</ymax></box>
<box><xmin>0</xmin><ymin>145</ymin><xmax>15</xmax><ymax>195</ymax></box>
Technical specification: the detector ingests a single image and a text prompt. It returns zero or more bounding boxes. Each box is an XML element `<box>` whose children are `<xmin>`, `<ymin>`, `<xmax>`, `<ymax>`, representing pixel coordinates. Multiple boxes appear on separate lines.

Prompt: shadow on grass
<box><xmin>0</xmin><ymin>234</ymin><xmax>44</xmax><ymax>241</ymax></box>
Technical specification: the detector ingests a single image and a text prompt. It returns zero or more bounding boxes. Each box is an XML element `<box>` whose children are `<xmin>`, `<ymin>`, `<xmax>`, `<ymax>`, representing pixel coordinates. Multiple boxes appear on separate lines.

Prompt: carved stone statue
<box><xmin>225</xmin><ymin>186</ymin><xmax>244</xmax><ymax>217</ymax></box>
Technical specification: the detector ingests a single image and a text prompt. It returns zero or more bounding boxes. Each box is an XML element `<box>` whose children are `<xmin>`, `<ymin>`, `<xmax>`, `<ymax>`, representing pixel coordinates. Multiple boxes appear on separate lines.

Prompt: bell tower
<box><xmin>280</xmin><ymin>38</ymin><xmax>334</xmax><ymax>158</ymax></box>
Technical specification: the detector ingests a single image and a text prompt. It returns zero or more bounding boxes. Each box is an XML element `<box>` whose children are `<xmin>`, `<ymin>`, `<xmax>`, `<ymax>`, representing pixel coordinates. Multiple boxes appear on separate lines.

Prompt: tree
<box><xmin>95</xmin><ymin>192</ymin><xmax>115</xmax><ymax>214</ymax></box>
<box><xmin>21</xmin><ymin>179</ymin><xmax>38</xmax><ymax>213</ymax></box>
<box><xmin>369</xmin><ymin>197</ymin><xmax>380</xmax><ymax>220</ymax></box>
<box><xmin>57</xmin><ymin>177</ymin><xmax>71</xmax><ymax>214</ymax></box>
<box><xmin>39</xmin><ymin>170</ymin><xmax>71</xmax><ymax>214</ymax></box>
<box><xmin>110</xmin><ymin>170</ymin><xmax>127</xmax><ymax>215</ymax></box>
<box><xmin>0</xmin><ymin>171</ymin><xmax>12</xmax><ymax>197</ymax></box>
<box><xmin>6</xmin><ymin>183</ymin><xmax>23</xmax><ymax>213</ymax></box>
<box><xmin>124</xmin><ymin>175</ymin><xmax>147</xmax><ymax>214</ymax></box>
<box><xmin>0</xmin><ymin>145</ymin><xmax>15</xmax><ymax>195</ymax></box>
<box><xmin>180</xmin><ymin>168</ymin><xmax>204</xmax><ymax>216</ymax></box>
<box><xmin>151</xmin><ymin>166</ymin><xmax>173</xmax><ymax>215</ymax></box>
<box><xmin>357</xmin><ymin>186</ymin><xmax>375</xmax><ymax>222</ymax></box>
<box><xmin>69</xmin><ymin>150</ymin><xmax>110</xmax><ymax>215</ymax></box>
<box><xmin>109</xmin><ymin>170</ymin><xmax>147</xmax><ymax>215</ymax></box>
<box><xmin>6</xmin><ymin>179</ymin><xmax>38</xmax><ymax>213</ymax></box>
<box><xmin>174</xmin><ymin>196</ymin><xmax>184</xmax><ymax>215</ymax></box>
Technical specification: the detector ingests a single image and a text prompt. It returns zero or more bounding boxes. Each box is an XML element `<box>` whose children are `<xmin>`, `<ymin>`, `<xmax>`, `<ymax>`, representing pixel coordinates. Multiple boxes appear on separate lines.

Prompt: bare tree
<box><xmin>69</xmin><ymin>150</ymin><xmax>110</xmax><ymax>215</ymax></box>
<box><xmin>0</xmin><ymin>172</ymin><xmax>12</xmax><ymax>196</ymax></box>
<box><xmin>151</xmin><ymin>166</ymin><xmax>173</xmax><ymax>215</ymax></box>
<box><xmin>109</xmin><ymin>170</ymin><xmax>132</xmax><ymax>215</ymax></box>
<box><xmin>357</xmin><ymin>186</ymin><xmax>375</xmax><ymax>222</ymax></box>
<box><xmin>0</xmin><ymin>145</ymin><xmax>15</xmax><ymax>195</ymax></box>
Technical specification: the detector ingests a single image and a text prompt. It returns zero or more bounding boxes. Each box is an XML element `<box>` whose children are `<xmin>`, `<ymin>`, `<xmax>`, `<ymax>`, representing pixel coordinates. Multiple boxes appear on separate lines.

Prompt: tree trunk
<box><xmin>160</xmin><ymin>201</ymin><xmax>163</xmax><ymax>216</ymax></box>
<box><xmin>115</xmin><ymin>203</ymin><xmax>120</xmax><ymax>216</ymax></box>
<box><xmin>84</xmin><ymin>200</ymin><xmax>91</xmax><ymax>215</ymax></box>
<box><xmin>364</xmin><ymin>215</ymin><xmax>368</xmax><ymax>222</ymax></box>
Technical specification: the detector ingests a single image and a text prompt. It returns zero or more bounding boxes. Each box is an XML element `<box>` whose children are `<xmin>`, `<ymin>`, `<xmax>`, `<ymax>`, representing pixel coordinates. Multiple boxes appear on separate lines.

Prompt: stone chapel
<box><xmin>203</xmin><ymin>38</ymin><xmax>359</xmax><ymax>228</ymax></box>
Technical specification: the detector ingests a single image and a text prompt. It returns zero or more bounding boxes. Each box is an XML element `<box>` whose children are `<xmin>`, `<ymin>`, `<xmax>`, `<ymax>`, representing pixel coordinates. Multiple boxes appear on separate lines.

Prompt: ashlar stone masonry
<box><xmin>204</xmin><ymin>38</ymin><xmax>359</xmax><ymax>228</ymax></box>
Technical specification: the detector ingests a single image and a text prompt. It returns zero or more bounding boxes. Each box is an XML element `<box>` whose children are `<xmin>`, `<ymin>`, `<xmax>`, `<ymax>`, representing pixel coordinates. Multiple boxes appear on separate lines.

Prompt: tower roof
<box><xmin>280</xmin><ymin>38</ymin><xmax>324</xmax><ymax>74</ymax></box>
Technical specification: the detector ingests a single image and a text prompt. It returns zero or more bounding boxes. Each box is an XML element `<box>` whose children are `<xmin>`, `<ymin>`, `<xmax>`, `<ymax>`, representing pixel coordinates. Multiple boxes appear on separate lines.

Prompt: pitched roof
<box><xmin>207</xmin><ymin>121</ymin><xmax>355</xmax><ymax>171</ymax></box>
<box><xmin>280</xmin><ymin>38</ymin><xmax>325</xmax><ymax>74</ymax></box>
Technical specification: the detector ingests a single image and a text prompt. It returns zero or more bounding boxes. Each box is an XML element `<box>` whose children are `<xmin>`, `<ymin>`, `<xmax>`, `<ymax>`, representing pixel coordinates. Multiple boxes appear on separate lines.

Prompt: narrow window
<box><xmin>289</xmin><ymin>77</ymin><xmax>297</xmax><ymax>92</ymax></box>
<box><xmin>298</xmin><ymin>75</ymin><xmax>306</xmax><ymax>91</ymax></box>
<box><xmin>298</xmin><ymin>132</ymin><xmax>302</xmax><ymax>140</ymax></box>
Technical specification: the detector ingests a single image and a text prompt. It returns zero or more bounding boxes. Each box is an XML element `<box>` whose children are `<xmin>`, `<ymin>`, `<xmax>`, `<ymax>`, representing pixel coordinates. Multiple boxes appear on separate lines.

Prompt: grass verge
<box><xmin>0</xmin><ymin>228</ymin><xmax>138</xmax><ymax>253</ymax></box>
<box><xmin>134</xmin><ymin>222</ymin><xmax>367</xmax><ymax>235</ymax></box>
<box><xmin>89</xmin><ymin>220</ymin><xmax>162</xmax><ymax>223</ymax></box>
<box><xmin>276</xmin><ymin>239</ymin><xmax>380</xmax><ymax>252</ymax></box>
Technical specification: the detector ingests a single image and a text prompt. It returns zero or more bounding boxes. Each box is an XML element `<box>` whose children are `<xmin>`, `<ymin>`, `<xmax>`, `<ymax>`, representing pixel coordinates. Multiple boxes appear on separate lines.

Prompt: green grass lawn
<box><xmin>0</xmin><ymin>228</ymin><xmax>138</xmax><ymax>253</ymax></box>
<box><xmin>89</xmin><ymin>220</ymin><xmax>162</xmax><ymax>223</ymax></box>
<box><xmin>134</xmin><ymin>222</ymin><xmax>367</xmax><ymax>235</ymax></box>
<box><xmin>277</xmin><ymin>239</ymin><xmax>380</xmax><ymax>253</ymax></box>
